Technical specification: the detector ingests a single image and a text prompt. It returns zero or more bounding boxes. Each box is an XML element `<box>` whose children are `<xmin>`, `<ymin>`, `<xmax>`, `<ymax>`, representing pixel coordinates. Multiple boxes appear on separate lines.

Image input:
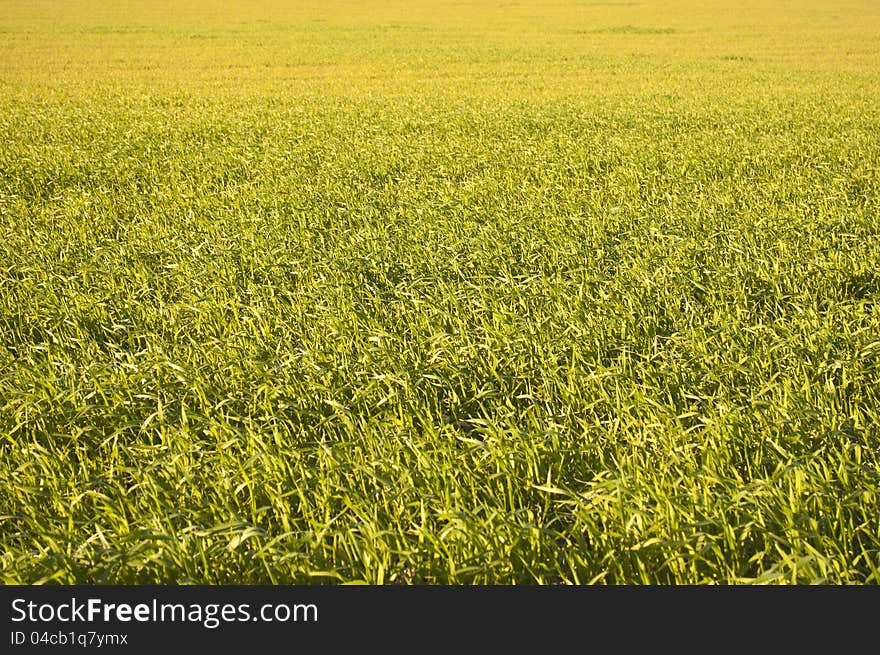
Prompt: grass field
<box><xmin>1</xmin><ymin>0</ymin><xmax>879</xmax><ymax>584</ymax></box>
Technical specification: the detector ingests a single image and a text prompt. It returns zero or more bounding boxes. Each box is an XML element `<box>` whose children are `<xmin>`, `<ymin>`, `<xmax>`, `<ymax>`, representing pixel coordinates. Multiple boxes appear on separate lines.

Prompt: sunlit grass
<box><xmin>1</xmin><ymin>0</ymin><xmax>878</xmax><ymax>584</ymax></box>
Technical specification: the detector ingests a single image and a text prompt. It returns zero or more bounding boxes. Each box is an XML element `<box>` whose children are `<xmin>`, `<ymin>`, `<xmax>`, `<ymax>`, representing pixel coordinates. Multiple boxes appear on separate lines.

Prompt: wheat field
<box><xmin>1</xmin><ymin>0</ymin><xmax>879</xmax><ymax>583</ymax></box>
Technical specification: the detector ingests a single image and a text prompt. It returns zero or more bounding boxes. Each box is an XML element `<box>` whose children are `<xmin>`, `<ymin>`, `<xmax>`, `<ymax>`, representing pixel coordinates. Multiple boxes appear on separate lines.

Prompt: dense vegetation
<box><xmin>1</xmin><ymin>1</ymin><xmax>878</xmax><ymax>583</ymax></box>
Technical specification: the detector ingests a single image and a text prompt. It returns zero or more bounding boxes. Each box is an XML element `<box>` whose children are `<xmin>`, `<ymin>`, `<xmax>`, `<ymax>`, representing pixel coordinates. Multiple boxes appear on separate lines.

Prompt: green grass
<box><xmin>1</xmin><ymin>0</ymin><xmax>879</xmax><ymax>584</ymax></box>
